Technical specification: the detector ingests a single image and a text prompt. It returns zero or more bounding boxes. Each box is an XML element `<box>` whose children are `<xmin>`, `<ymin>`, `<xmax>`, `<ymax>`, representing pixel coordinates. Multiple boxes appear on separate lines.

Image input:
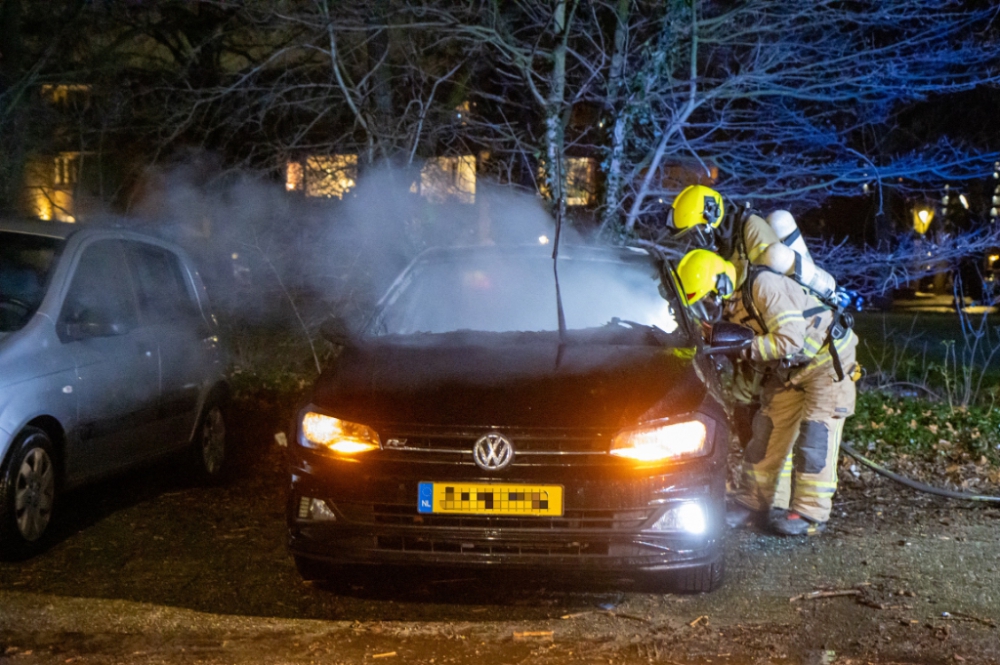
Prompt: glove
<box><xmin>835</xmin><ymin>287</ymin><xmax>863</xmax><ymax>311</ymax></box>
<box><xmin>835</xmin><ymin>287</ymin><xmax>852</xmax><ymax>310</ymax></box>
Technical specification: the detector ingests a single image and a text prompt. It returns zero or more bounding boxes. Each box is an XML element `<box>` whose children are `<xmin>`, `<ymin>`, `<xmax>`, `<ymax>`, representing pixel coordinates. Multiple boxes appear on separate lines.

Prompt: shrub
<box><xmin>849</xmin><ymin>391</ymin><xmax>1000</xmax><ymax>471</ymax></box>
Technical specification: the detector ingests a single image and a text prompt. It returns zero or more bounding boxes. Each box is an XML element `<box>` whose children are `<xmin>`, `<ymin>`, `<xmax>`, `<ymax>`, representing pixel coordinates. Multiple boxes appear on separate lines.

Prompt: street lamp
<box><xmin>912</xmin><ymin>205</ymin><xmax>934</xmax><ymax>235</ymax></box>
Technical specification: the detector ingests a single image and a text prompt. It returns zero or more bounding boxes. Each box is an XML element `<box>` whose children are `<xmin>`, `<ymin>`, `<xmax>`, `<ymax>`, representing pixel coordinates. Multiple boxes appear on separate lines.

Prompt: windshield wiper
<box><xmin>606</xmin><ymin>317</ymin><xmax>672</xmax><ymax>345</ymax></box>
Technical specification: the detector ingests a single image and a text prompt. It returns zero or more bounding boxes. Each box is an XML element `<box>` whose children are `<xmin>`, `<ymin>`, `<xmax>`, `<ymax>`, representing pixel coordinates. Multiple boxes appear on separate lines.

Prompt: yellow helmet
<box><xmin>677</xmin><ymin>249</ymin><xmax>737</xmax><ymax>306</ymax></box>
<box><xmin>671</xmin><ymin>185</ymin><xmax>724</xmax><ymax>230</ymax></box>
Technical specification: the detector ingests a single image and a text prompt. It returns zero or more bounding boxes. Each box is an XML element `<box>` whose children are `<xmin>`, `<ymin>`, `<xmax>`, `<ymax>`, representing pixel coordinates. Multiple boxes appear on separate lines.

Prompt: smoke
<box><xmin>126</xmin><ymin>160</ymin><xmax>572</xmax><ymax>344</ymax></box>
<box><xmin>38</xmin><ymin>157</ymin><xmax>702</xmax><ymax>386</ymax></box>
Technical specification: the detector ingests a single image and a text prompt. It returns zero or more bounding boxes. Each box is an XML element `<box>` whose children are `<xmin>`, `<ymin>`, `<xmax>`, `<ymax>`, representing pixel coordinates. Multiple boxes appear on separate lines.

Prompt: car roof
<box><xmin>412</xmin><ymin>243</ymin><xmax>654</xmax><ymax>264</ymax></box>
<box><xmin>0</xmin><ymin>218</ymin><xmax>79</xmax><ymax>240</ymax></box>
<box><xmin>0</xmin><ymin>218</ymin><xmax>184</xmax><ymax>251</ymax></box>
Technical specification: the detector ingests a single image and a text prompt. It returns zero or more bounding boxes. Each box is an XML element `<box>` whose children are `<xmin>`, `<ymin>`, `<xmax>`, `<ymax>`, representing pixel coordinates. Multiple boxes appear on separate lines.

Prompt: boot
<box><xmin>725</xmin><ymin>501</ymin><xmax>766</xmax><ymax>529</ymax></box>
<box><xmin>769</xmin><ymin>510</ymin><xmax>826</xmax><ymax>536</ymax></box>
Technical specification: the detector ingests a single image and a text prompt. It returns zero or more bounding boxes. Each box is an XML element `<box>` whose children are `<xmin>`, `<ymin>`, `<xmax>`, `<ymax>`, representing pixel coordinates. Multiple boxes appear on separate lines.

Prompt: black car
<box><xmin>287</xmin><ymin>244</ymin><xmax>747</xmax><ymax>591</ymax></box>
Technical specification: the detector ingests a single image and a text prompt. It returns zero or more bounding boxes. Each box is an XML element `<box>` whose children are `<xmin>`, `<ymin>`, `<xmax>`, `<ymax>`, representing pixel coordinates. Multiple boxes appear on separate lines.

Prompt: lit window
<box><xmin>420</xmin><ymin>156</ymin><xmax>476</xmax><ymax>204</ymax></box>
<box><xmin>565</xmin><ymin>157</ymin><xmax>595</xmax><ymax>206</ymax></box>
<box><xmin>53</xmin><ymin>153</ymin><xmax>80</xmax><ymax>187</ymax></box>
<box><xmin>31</xmin><ymin>188</ymin><xmax>75</xmax><ymax>222</ymax></box>
<box><xmin>285</xmin><ymin>162</ymin><xmax>304</xmax><ymax>192</ymax></box>
<box><xmin>41</xmin><ymin>84</ymin><xmax>91</xmax><ymax>106</ymax></box>
<box><xmin>288</xmin><ymin>155</ymin><xmax>358</xmax><ymax>199</ymax></box>
<box><xmin>537</xmin><ymin>157</ymin><xmax>596</xmax><ymax>206</ymax></box>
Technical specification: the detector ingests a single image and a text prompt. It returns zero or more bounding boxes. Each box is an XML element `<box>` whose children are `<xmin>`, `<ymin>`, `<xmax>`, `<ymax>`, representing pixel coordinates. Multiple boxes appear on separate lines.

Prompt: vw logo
<box><xmin>472</xmin><ymin>432</ymin><xmax>514</xmax><ymax>471</ymax></box>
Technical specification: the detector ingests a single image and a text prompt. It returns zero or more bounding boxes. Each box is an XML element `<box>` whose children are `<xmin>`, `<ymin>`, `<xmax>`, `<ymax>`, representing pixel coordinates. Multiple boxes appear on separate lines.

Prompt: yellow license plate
<box><xmin>417</xmin><ymin>482</ymin><xmax>564</xmax><ymax>516</ymax></box>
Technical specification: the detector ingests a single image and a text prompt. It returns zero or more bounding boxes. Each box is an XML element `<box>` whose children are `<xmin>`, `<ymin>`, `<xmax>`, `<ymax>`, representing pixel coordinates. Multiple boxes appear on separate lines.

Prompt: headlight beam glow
<box><xmin>610</xmin><ymin>420</ymin><xmax>707</xmax><ymax>462</ymax></box>
<box><xmin>301</xmin><ymin>412</ymin><xmax>380</xmax><ymax>454</ymax></box>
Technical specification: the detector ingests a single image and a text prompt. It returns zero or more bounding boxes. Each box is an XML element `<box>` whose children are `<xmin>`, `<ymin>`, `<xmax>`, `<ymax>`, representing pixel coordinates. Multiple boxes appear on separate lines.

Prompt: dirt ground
<box><xmin>1</xmin><ymin>399</ymin><xmax>998</xmax><ymax>665</ymax></box>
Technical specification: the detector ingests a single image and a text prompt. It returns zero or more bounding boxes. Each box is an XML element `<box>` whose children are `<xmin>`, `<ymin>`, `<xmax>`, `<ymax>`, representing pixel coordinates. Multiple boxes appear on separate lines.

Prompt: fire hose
<box><xmin>840</xmin><ymin>443</ymin><xmax>1000</xmax><ymax>503</ymax></box>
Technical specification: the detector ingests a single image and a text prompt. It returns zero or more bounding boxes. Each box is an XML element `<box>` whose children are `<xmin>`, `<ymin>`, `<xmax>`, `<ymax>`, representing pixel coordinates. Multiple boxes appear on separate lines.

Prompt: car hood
<box><xmin>310</xmin><ymin>329</ymin><xmax>708</xmax><ymax>431</ymax></box>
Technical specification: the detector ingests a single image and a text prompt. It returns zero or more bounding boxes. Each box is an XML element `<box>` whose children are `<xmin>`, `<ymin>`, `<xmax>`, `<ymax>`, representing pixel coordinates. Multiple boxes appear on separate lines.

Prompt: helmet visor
<box><xmin>715</xmin><ymin>271</ymin><xmax>734</xmax><ymax>299</ymax></box>
<box><xmin>690</xmin><ymin>292</ymin><xmax>723</xmax><ymax>323</ymax></box>
<box><xmin>671</xmin><ymin>223</ymin><xmax>718</xmax><ymax>252</ymax></box>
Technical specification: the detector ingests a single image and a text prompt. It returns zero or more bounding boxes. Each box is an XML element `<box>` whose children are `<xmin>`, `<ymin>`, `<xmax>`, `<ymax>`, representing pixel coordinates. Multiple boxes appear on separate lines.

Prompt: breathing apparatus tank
<box><xmin>758</xmin><ymin>210</ymin><xmax>838</xmax><ymax>302</ymax></box>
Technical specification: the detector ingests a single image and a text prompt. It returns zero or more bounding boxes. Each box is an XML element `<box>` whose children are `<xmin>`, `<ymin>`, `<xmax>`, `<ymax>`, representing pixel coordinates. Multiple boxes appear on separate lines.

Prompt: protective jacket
<box><xmin>724</xmin><ymin>270</ymin><xmax>856</xmax><ymax>384</ymax></box>
<box><xmin>725</xmin><ymin>269</ymin><xmax>858</xmax><ymax>523</ymax></box>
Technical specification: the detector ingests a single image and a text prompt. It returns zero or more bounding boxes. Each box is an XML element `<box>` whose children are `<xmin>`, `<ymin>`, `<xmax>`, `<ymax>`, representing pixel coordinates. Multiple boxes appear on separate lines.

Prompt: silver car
<box><xmin>0</xmin><ymin>220</ymin><xmax>228</xmax><ymax>558</ymax></box>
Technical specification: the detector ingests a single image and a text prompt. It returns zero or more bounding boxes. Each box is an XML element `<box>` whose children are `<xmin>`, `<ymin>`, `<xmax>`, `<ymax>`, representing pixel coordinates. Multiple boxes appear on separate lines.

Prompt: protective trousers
<box><xmin>735</xmin><ymin>371</ymin><xmax>855</xmax><ymax>523</ymax></box>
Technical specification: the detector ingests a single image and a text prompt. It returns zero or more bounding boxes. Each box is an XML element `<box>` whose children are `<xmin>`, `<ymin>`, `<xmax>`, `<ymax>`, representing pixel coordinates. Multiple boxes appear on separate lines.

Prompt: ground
<box><xmin>1</xmin><ymin>399</ymin><xmax>998</xmax><ymax>665</ymax></box>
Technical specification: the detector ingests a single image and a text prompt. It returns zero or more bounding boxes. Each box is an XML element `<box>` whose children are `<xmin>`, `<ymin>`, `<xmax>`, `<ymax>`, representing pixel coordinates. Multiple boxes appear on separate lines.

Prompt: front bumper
<box><xmin>287</xmin><ymin>453</ymin><xmax>726</xmax><ymax>574</ymax></box>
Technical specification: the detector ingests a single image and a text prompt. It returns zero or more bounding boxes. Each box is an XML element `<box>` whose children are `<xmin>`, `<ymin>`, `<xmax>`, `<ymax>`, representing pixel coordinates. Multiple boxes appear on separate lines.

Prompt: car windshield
<box><xmin>0</xmin><ymin>232</ymin><xmax>64</xmax><ymax>332</ymax></box>
<box><xmin>374</xmin><ymin>250</ymin><xmax>686</xmax><ymax>343</ymax></box>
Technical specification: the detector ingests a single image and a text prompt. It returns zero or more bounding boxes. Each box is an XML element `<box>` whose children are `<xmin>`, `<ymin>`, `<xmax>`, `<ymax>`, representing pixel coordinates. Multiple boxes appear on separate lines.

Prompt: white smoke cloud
<box><xmin>125</xmin><ymin>160</ymin><xmax>571</xmax><ymax>331</ymax></box>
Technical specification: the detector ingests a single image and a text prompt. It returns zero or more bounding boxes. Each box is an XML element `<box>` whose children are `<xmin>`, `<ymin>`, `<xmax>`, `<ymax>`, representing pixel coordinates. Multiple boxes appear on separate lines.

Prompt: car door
<box><xmin>124</xmin><ymin>241</ymin><xmax>210</xmax><ymax>452</ymax></box>
<box><xmin>58</xmin><ymin>239</ymin><xmax>162</xmax><ymax>479</ymax></box>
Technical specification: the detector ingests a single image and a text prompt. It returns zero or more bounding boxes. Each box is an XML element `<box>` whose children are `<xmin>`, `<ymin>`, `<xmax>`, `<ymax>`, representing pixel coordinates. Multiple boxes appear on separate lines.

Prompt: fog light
<box><xmin>298</xmin><ymin>496</ymin><xmax>311</xmax><ymax>519</ymax></box>
<box><xmin>651</xmin><ymin>503</ymin><xmax>706</xmax><ymax>535</ymax></box>
<box><xmin>298</xmin><ymin>496</ymin><xmax>337</xmax><ymax>522</ymax></box>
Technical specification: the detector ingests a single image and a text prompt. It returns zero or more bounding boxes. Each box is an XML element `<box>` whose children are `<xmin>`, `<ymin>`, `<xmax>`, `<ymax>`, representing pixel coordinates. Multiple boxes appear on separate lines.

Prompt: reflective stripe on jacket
<box><xmin>724</xmin><ymin>270</ymin><xmax>857</xmax><ymax>383</ymax></box>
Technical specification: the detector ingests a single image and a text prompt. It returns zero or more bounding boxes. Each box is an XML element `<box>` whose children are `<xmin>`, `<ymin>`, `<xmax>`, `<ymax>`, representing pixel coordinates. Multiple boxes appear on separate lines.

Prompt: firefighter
<box><xmin>676</xmin><ymin>249</ymin><xmax>859</xmax><ymax>536</ymax></box>
<box><xmin>668</xmin><ymin>185</ymin><xmax>780</xmax><ymax>280</ymax></box>
<box><xmin>669</xmin><ymin>186</ymin><xmax>790</xmax><ymax>443</ymax></box>
<box><xmin>670</xmin><ymin>185</ymin><xmax>850</xmax><ymax>493</ymax></box>
<box><xmin>668</xmin><ymin>186</ymin><xmax>842</xmax><ymax>303</ymax></box>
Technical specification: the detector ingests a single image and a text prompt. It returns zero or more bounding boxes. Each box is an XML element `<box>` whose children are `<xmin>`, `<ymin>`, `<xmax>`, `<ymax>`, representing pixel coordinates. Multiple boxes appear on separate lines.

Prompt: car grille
<box><xmin>374</xmin><ymin>536</ymin><xmax>611</xmax><ymax>556</ymax></box>
<box><xmin>374</xmin><ymin>425</ymin><xmax>610</xmax><ymax>463</ymax></box>
<box><xmin>336</xmin><ymin>502</ymin><xmax>654</xmax><ymax>530</ymax></box>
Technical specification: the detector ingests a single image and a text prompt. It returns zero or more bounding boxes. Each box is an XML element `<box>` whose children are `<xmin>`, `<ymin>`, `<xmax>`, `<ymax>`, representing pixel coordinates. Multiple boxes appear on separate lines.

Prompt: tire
<box><xmin>190</xmin><ymin>400</ymin><xmax>227</xmax><ymax>482</ymax></box>
<box><xmin>0</xmin><ymin>427</ymin><xmax>58</xmax><ymax>560</ymax></box>
<box><xmin>644</xmin><ymin>559</ymin><xmax>725</xmax><ymax>594</ymax></box>
<box><xmin>294</xmin><ymin>555</ymin><xmax>332</xmax><ymax>582</ymax></box>
<box><xmin>674</xmin><ymin>558</ymin><xmax>725</xmax><ymax>593</ymax></box>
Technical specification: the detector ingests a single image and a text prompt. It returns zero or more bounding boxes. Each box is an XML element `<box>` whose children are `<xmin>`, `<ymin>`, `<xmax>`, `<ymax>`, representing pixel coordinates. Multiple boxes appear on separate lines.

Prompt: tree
<box><xmin>0</xmin><ymin>0</ymin><xmax>92</xmax><ymax>214</ymax></box>
<box><xmin>602</xmin><ymin>0</ymin><xmax>1000</xmax><ymax>236</ymax></box>
<box><xmin>6</xmin><ymin>0</ymin><xmax>998</xmax><ymax>246</ymax></box>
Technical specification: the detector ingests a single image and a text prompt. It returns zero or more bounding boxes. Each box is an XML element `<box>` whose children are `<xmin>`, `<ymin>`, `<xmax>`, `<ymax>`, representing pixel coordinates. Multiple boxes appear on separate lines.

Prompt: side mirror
<box><xmin>59</xmin><ymin>308</ymin><xmax>131</xmax><ymax>341</ymax></box>
<box><xmin>705</xmin><ymin>321</ymin><xmax>754</xmax><ymax>356</ymax></box>
<box><xmin>319</xmin><ymin>316</ymin><xmax>354</xmax><ymax>347</ymax></box>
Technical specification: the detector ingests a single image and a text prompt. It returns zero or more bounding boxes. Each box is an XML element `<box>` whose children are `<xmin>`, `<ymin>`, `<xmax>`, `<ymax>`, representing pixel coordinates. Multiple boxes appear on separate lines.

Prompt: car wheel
<box><xmin>191</xmin><ymin>401</ymin><xmax>227</xmax><ymax>481</ymax></box>
<box><xmin>673</xmin><ymin>559</ymin><xmax>725</xmax><ymax>593</ymax></box>
<box><xmin>643</xmin><ymin>559</ymin><xmax>725</xmax><ymax>594</ymax></box>
<box><xmin>0</xmin><ymin>427</ymin><xmax>57</xmax><ymax>559</ymax></box>
<box><xmin>294</xmin><ymin>555</ymin><xmax>332</xmax><ymax>582</ymax></box>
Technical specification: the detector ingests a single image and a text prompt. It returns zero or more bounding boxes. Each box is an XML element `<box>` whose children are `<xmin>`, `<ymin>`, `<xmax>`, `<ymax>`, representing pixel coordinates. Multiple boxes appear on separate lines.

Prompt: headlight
<box><xmin>610</xmin><ymin>420</ymin><xmax>708</xmax><ymax>462</ymax></box>
<box><xmin>301</xmin><ymin>412</ymin><xmax>380</xmax><ymax>454</ymax></box>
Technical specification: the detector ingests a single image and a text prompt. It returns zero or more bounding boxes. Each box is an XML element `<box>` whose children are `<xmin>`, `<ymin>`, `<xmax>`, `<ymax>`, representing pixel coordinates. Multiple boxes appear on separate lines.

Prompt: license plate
<box><xmin>417</xmin><ymin>482</ymin><xmax>564</xmax><ymax>516</ymax></box>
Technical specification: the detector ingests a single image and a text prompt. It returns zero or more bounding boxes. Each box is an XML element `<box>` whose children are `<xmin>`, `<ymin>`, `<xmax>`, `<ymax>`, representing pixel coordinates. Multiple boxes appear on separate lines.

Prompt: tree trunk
<box><xmin>367</xmin><ymin>0</ymin><xmax>393</xmax><ymax>163</ymax></box>
<box><xmin>543</xmin><ymin>0</ymin><xmax>571</xmax><ymax>219</ymax></box>
<box><xmin>598</xmin><ymin>0</ymin><xmax>632</xmax><ymax>235</ymax></box>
